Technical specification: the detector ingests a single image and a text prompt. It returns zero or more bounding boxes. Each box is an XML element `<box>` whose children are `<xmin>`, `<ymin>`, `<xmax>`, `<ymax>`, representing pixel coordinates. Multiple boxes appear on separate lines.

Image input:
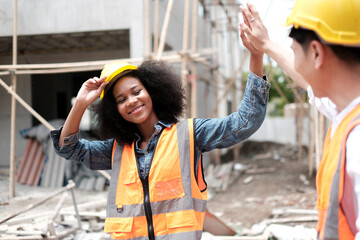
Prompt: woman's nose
<box><xmin>127</xmin><ymin>95</ymin><xmax>137</xmax><ymax>105</ymax></box>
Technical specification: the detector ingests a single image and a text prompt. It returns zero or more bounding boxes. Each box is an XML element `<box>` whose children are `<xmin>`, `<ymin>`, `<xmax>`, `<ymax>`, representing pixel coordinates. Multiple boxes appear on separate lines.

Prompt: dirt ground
<box><xmin>206</xmin><ymin>141</ymin><xmax>317</xmax><ymax>234</ymax></box>
<box><xmin>0</xmin><ymin>140</ymin><xmax>318</xmax><ymax>238</ymax></box>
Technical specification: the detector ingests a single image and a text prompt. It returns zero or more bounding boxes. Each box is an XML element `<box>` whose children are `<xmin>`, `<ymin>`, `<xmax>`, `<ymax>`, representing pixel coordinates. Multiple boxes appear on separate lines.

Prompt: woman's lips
<box><xmin>129</xmin><ymin>105</ymin><xmax>144</xmax><ymax>114</ymax></box>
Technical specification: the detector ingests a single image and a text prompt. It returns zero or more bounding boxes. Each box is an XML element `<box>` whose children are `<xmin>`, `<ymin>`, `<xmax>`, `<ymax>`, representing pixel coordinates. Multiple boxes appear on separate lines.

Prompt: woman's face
<box><xmin>112</xmin><ymin>76</ymin><xmax>158</xmax><ymax>127</ymax></box>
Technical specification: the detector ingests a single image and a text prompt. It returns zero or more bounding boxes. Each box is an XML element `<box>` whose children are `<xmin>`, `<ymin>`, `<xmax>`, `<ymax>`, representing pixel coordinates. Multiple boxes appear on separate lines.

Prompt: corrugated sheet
<box><xmin>17</xmin><ymin>137</ymin><xmax>106</xmax><ymax>191</ymax></box>
<box><xmin>41</xmin><ymin>139</ymin><xmax>66</xmax><ymax>188</ymax></box>
<box><xmin>17</xmin><ymin>138</ymin><xmax>46</xmax><ymax>186</ymax></box>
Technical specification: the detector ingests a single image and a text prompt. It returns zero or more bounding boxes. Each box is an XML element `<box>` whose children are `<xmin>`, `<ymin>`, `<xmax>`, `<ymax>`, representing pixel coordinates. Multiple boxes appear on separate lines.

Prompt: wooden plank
<box><xmin>245</xmin><ymin>167</ymin><xmax>276</xmax><ymax>174</ymax></box>
<box><xmin>272</xmin><ymin>208</ymin><xmax>318</xmax><ymax>216</ymax></box>
<box><xmin>267</xmin><ymin>215</ymin><xmax>318</xmax><ymax>224</ymax></box>
<box><xmin>0</xmin><ymin>181</ymin><xmax>75</xmax><ymax>224</ymax></box>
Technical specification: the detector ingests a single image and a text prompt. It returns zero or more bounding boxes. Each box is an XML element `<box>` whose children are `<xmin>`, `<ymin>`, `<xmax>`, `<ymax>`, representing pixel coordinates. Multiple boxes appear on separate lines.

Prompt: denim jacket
<box><xmin>50</xmin><ymin>72</ymin><xmax>270</xmax><ymax>177</ymax></box>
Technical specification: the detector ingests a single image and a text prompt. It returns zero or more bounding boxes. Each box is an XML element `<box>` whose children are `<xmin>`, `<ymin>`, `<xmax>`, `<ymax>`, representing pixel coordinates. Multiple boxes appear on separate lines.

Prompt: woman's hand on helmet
<box><xmin>76</xmin><ymin>76</ymin><xmax>108</xmax><ymax>106</ymax></box>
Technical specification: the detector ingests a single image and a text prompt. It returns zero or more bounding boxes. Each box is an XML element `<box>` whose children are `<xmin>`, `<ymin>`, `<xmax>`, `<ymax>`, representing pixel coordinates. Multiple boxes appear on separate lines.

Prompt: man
<box><xmin>239</xmin><ymin>0</ymin><xmax>360</xmax><ymax>239</ymax></box>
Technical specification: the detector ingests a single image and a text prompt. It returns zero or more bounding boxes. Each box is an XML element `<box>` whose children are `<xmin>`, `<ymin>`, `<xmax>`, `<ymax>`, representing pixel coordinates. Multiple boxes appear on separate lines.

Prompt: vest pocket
<box><xmin>116</xmin><ymin>170</ymin><xmax>141</xmax><ymax>206</ymax></box>
<box><xmin>124</xmin><ymin>170</ymin><xmax>137</xmax><ymax>184</ymax></box>
<box><xmin>104</xmin><ymin>217</ymin><xmax>133</xmax><ymax>233</ymax></box>
<box><xmin>166</xmin><ymin>210</ymin><xmax>196</xmax><ymax>229</ymax></box>
<box><xmin>155</xmin><ymin>177</ymin><xmax>185</xmax><ymax>201</ymax></box>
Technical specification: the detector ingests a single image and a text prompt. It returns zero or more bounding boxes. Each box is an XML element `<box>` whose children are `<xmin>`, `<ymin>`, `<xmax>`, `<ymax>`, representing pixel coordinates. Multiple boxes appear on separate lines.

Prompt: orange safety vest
<box><xmin>104</xmin><ymin>119</ymin><xmax>208</xmax><ymax>240</ymax></box>
<box><xmin>317</xmin><ymin>104</ymin><xmax>360</xmax><ymax>239</ymax></box>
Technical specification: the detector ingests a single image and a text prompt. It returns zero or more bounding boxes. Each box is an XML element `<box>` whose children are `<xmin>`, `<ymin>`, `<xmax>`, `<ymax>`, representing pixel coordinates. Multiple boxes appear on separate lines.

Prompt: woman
<box><xmin>51</xmin><ymin>50</ymin><xmax>269</xmax><ymax>239</ymax></box>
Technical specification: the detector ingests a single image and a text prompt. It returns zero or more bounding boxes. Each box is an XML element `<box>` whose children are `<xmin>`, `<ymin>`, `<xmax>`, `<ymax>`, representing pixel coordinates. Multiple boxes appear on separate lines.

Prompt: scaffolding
<box><xmin>0</xmin><ymin>0</ymin><xmax>326</xmax><ymax>199</ymax></box>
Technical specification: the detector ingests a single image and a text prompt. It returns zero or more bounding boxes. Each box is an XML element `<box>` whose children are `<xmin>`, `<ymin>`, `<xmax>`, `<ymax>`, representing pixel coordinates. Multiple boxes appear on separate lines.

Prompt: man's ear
<box><xmin>309</xmin><ymin>40</ymin><xmax>325</xmax><ymax>69</ymax></box>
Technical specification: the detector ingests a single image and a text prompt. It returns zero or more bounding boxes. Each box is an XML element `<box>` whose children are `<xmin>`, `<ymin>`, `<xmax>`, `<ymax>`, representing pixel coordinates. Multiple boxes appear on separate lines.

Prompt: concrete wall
<box><xmin>0</xmin><ymin>0</ymin><xmax>134</xmax><ymax>36</ymax></box>
<box><xmin>249</xmin><ymin>116</ymin><xmax>310</xmax><ymax>145</ymax></box>
<box><xmin>1</xmin><ymin>0</ymin><xmax>204</xmax><ymax>57</ymax></box>
<box><xmin>0</xmin><ymin>73</ymin><xmax>31</xmax><ymax>167</ymax></box>
<box><xmin>0</xmin><ymin>0</ymin><xmax>206</xmax><ymax>167</ymax></box>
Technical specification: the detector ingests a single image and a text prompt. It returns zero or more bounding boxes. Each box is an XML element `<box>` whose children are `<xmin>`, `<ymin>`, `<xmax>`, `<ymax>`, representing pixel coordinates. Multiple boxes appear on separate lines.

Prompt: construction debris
<box><xmin>17</xmin><ymin>120</ymin><xmax>109</xmax><ymax>191</ymax></box>
<box><xmin>0</xmin><ymin>182</ymin><xmax>111</xmax><ymax>240</ymax></box>
<box><xmin>202</xmin><ymin>223</ymin><xmax>316</xmax><ymax>240</ymax></box>
<box><xmin>0</xmin><ymin>180</ymin><xmax>83</xmax><ymax>239</ymax></box>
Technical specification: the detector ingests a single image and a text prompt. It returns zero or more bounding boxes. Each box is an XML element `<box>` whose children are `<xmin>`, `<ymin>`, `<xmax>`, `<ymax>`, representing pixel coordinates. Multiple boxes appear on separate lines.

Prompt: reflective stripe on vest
<box><xmin>317</xmin><ymin>106</ymin><xmax>360</xmax><ymax>239</ymax></box>
<box><xmin>104</xmin><ymin>119</ymin><xmax>207</xmax><ymax>240</ymax></box>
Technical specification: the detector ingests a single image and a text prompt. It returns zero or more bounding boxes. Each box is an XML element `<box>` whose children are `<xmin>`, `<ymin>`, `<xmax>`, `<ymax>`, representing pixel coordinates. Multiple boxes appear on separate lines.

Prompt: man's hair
<box><xmin>92</xmin><ymin>60</ymin><xmax>186</xmax><ymax>145</ymax></box>
<box><xmin>289</xmin><ymin>27</ymin><xmax>360</xmax><ymax>64</ymax></box>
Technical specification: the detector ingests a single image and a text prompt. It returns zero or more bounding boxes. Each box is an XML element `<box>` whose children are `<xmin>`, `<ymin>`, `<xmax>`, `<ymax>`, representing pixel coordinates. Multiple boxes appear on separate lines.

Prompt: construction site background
<box><xmin>0</xmin><ymin>0</ymin><xmax>326</xmax><ymax>239</ymax></box>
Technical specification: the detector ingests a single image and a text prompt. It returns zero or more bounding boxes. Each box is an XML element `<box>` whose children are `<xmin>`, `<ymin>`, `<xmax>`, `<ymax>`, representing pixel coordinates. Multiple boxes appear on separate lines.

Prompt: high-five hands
<box><xmin>239</xmin><ymin>3</ymin><xmax>271</xmax><ymax>55</ymax></box>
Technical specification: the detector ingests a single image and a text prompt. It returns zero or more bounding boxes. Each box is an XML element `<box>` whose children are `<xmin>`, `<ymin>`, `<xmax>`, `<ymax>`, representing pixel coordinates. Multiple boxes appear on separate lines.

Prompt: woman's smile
<box><xmin>128</xmin><ymin>104</ymin><xmax>145</xmax><ymax>115</ymax></box>
<box><xmin>112</xmin><ymin>75</ymin><xmax>159</xmax><ymax>128</ymax></box>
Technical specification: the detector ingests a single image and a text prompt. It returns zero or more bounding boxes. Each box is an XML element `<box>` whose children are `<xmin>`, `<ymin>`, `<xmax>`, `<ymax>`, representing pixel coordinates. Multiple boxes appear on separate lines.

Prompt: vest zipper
<box><xmin>141</xmin><ymin>176</ymin><xmax>155</xmax><ymax>240</ymax></box>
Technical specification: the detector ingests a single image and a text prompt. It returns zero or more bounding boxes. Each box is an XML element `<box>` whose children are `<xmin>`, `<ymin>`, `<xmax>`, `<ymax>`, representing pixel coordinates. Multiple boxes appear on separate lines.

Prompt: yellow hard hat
<box><xmin>99</xmin><ymin>61</ymin><xmax>138</xmax><ymax>99</ymax></box>
<box><xmin>286</xmin><ymin>0</ymin><xmax>360</xmax><ymax>46</ymax></box>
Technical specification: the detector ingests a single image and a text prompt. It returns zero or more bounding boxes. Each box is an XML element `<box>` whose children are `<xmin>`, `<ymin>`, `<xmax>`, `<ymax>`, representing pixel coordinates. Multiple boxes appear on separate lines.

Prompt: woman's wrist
<box><xmin>250</xmin><ymin>53</ymin><xmax>264</xmax><ymax>78</ymax></box>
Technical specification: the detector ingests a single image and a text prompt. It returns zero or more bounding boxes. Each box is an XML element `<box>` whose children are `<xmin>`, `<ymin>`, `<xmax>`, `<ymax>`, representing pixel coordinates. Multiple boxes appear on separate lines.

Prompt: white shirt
<box><xmin>308</xmin><ymin>86</ymin><xmax>360</xmax><ymax>238</ymax></box>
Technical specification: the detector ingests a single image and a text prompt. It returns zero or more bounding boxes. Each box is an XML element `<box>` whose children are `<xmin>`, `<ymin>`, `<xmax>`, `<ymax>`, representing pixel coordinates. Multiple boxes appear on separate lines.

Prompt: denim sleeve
<box><xmin>50</xmin><ymin>127</ymin><xmax>114</xmax><ymax>170</ymax></box>
<box><xmin>194</xmin><ymin>72</ymin><xmax>270</xmax><ymax>152</ymax></box>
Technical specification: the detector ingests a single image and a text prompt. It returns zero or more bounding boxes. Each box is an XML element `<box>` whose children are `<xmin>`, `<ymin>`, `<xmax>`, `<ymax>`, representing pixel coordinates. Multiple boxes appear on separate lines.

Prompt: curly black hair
<box><xmin>92</xmin><ymin>60</ymin><xmax>186</xmax><ymax>145</ymax></box>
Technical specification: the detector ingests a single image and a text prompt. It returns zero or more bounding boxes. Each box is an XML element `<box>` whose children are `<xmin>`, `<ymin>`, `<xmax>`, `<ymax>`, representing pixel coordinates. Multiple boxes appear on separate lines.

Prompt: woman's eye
<box><xmin>117</xmin><ymin>98</ymin><xmax>126</xmax><ymax>104</ymax></box>
<box><xmin>134</xmin><ymin>89</ymin><xmax>141</xmax><ymax>95</ymax></box>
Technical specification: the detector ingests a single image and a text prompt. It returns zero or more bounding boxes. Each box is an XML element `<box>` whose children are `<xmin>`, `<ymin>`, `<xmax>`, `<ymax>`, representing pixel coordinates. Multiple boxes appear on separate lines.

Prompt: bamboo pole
<box><xmin>226</xmin><ymin>6</ymin><xmax>240</xmax><ymax>163</ymax></box>
<box><xmin>0</xmin><ymin>78</ymin><xmax>111</xmax><ymax>181</ymax></box>
<box><xmin>48</xmin><ymin>192</ymin><xmax>69</xmax><ymax>236</ymax></box>
<box><xmin>318</xmin><ymin>113</ymin><xmax>326</xmax><ymax>167</ymax></box>
<box><xmin>314</xmin><ymin>107</ymin><xmax>321</xmax><ymax>169</ymax></box>
<box><xmin>9</xmin><ymin>0</ymin><xmax>18</xmax><ymax>198</ymax></box>
<box><xmin>190</xmin><ymin>0</ymin><xmax>198</xmax><ymax>118</ymax></box>
<box><xmin>297</xmin><ymin>94</ymin><xmax>305</xmax><ymax>163</ymax></box>
<box><xmin>155</xmin><ymin>0</ymin><xmax>174</xmax><ymax>60</ymax></box>
<box><xmin>212</xmin><ymin>51</ymin><xmax>249</xmax><ymax>115</ymax></box>
<box><xmin>308</xmin><ymin>106</ymin><xmax>315</xmax><ymax>176</ymax></box>
<box><xmin>282</xmin><ymin>74</ymin><xmax>305</xmax><ymax>104</ymax></box>
<box><xmin>212</xmin><ymin>2</ymin><xmax>221</xmax><ymax>165</ymax></box>
<box><xmin>191</xmin><ymin>0</ymin><xmax>198</xmax><ymax>52</ymax></box>
<box><xmin>182</xmin><ymin>0</ymin><xmax>190</xmax><ymax>117</ymax></box>
<box><xmin>0</xmin><ymin>57</ymin><xmax>142</xmax><ymax>70</ymax></box>
<box><xmin>153</xmin><ymin>0</ymin><xmax>160</xmax><ymax>54</ymax></box>
<box><xmin>0</xmin><ymin>48</ymin><xmax>217</xmax><ymax>72</ymax></box>
<box><xmin>0</xmin><ymin>78</ymin><xmax>55</xmax><ymax>130</ymax></box>
<box><xmin>144</xmin><ymin>0</ymin><xmax>151</xmax><ymax>59</ymax></box>
<box><xmin>0</xmin><ymin>52</ymin><xmax>217</xmax><ymax>76</ymax></box>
